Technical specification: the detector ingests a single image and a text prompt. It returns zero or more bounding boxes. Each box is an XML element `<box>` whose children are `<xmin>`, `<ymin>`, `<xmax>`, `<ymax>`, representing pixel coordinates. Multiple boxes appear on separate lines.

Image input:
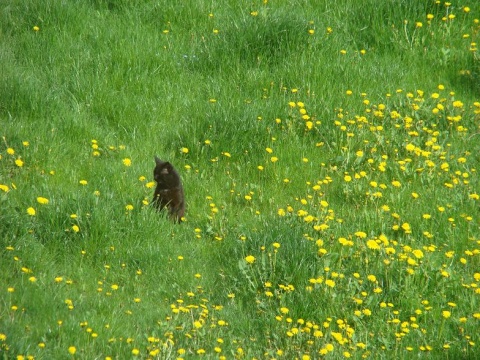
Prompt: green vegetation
<box><xmin>1</xmin><ymin>0</ymin><xmax>479</xmax><ymax>359</ymax></box>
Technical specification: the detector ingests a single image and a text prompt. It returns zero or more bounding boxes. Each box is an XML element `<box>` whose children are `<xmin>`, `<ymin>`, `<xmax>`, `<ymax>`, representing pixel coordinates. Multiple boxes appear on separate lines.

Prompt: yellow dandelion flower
<box><xmin>72</xmin><ymin>225</ymin><xmax>80</xmax><ymax>233</ymax></box>
<box><xmin>37</xmin><ymin>197</ymin><xmax>49</xmax><ymax>205</ymax></box>
<box><xmin>180</xmin><ymin>147</ymin><xmax>189</xmax><ymax>154</ymax></box>
<box><xmin>122</xmin><ymin>158</ymin><xmax>132</xmax><ymax>166</ymax></box>
<box><xmin>366</xmin><ymin>239</ymin><xmax>380</xmax><ymax>250</ymax></box>
<box><xmin>325</xmin><ymin>279</ymin><xmax>335</xmax><ymax>288</ymax></box>
<box><xmin>245</xmin><ymin>255</ymin><xmax>255</xmax><ymax>264</ymax></box>
<box><xmin>68</xmin><ymin>346</ymin><xmax>76</xmax><ymax>355</ymax></box>
<box><xmin>0</xmin><ymin>184</ymin><xmax>10</xmax><ymax>192</ymax></box>
<box><xmin>15</xmin><ymin>159</ymin><xmax>24</xmax><ymax>167</ymax></box>
<box><xmin>27</xmin><ymin>207</ymin><xmax>36</xmax><ymax>216</ymax></box>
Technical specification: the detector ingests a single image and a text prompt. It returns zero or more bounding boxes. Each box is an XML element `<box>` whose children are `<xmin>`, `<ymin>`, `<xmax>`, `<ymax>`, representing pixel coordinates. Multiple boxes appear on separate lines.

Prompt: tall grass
<box><xmin>1</xmin><ymin>0</ymin><xmax>479</xmax><ymax>359</ymax></box>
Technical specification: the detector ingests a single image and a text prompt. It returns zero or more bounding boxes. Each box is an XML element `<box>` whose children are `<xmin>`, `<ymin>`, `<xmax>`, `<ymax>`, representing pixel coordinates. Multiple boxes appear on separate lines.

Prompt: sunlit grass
<box><xmin>1</xmin><ymin>0</ymin><xmax>479</xmax><ymax>359</ymax></box>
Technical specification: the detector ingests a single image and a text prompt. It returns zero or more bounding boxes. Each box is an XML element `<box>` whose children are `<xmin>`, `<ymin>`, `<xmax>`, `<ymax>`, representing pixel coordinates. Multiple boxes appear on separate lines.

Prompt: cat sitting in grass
<box><xmin>152</xmin><ymin>156</ymin><xmax>185</xmax><ymax>223</ymax></box>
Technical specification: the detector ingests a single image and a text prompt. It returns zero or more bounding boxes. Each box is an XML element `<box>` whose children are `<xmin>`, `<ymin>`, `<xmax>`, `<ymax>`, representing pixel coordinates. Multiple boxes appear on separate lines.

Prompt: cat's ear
<box><xmin>154</xmin><ymin>156</ymin><xmax>164</xmax><ymax>166</ymax></box>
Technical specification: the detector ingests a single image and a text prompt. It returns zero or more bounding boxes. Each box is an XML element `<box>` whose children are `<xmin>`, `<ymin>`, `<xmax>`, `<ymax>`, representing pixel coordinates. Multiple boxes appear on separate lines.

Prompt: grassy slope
<box><xmin>1</xmin><ymin>0</ymin><xmax>479</xmax><ymax>359</ymax></box>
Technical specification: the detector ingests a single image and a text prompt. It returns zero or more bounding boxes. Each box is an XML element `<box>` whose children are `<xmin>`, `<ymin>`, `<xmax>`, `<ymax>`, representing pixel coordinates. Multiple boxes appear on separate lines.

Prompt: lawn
<box><xmin>1</xmin><ymin>0</ymin><xmax>479</xmax><ymax>359</ymax></box>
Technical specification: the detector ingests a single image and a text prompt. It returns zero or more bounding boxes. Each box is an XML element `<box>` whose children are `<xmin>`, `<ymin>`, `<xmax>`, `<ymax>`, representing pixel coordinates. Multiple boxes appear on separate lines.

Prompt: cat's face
<box><xmin>153</xmin><ymin>157</ymin><xmax>179</xmax><ymax>187</ymax></box>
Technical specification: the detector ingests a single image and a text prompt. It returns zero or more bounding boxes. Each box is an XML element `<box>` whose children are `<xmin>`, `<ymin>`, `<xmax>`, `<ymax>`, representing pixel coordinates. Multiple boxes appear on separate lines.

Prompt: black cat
<box><xmin>152</xmin><ymin>156</ymin><xmax>185</xmax><ymax>222</ymax></box>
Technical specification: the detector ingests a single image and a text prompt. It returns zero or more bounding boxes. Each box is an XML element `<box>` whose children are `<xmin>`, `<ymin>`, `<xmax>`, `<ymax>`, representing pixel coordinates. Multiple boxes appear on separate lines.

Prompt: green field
<box><xmin>1</xmin><ymin>0</ymin><xmax>479</xmax><ymax>359</ymax></box>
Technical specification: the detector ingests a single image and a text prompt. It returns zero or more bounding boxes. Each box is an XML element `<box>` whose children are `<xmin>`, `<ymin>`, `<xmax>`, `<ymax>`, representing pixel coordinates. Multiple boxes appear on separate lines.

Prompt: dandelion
<box><xmin>27</xmin><ymin>207</ymin><xmax>36</xmax><ymax>216</ymax></box>
<box><xmin>180</xmin><ymin>147</ymin><xmax>189</xmax><ymax>154</ymax></box>
<box><xmin>412</xmin><ymin>249</ymin><xmax>424</xmax><ymax>259</ymax></box>
<box><xmin>68</xmin><ymin>346</ymin><xmax>76</xmax><ymax>355</ymax></box>
<box><xmin>0</xmin><ymin>184</ymin><xmax>10</xmax><ymax>192</ymax></box>
<box><xmin>401</xmin><ymin>223</ymin><xmax>411</xmax><ymax>233</ymax></box>
<box><xmin>122</xmin><ymin>158</ymin><xmax>132</xmax><ymax>166</ymax></box>
<box><xmin>355</xmin><ymin>231</ymin><xmax>367</xmax><ymax>238</ymax></box>
<box><xmin>391</xmin><ymin>180</ymin><xmax>401</xmax><ymax>187</ymax></box>
<box><xmin>366</xmin><ymin>240</ymin><xmax>380</xmax><ymax>250</ymax></box>
<box><xmin>7</xmin><ymin>148</ymin><xmax>15</xmax><ymax>155</ymax></box>
<box><xmin>15</xmin><ymin>159</ymin><xmax>24</xmax><ymax>167</ymax></box>
<box><xmin>33</xmin><ymin>26</ymin><xmax>40</xmax><ymax>31</ymax></box>
<box><xmin>245</xmin><ymin>255</ymin><xmax>255</xmax><ymax>264</ymax></box>
<box><xmin>72</xmin><ymin>225</ymin><xmax>80</xmax><ymax>233</ymax></box>
<box><xmin>37</xmin><ymin>197</ymin><xmax>49</xmax><ymax>205</ymax></box>
<box><xmin>79</xmin><ymin>180</ymin><xmax>88</xmax><ymax>185</ymax></box>
<box><xmin>125</xmin><ymin>204</ymin><xmax>134</xmax><ymax>211</ymax></box>
<box><xmin>325</xmin><ymin>279</ymin><xmax>335</xmax><ymax>288</ymax></box>
<box><xmin>270</xmin><ymin>156</ymin><xmax>278</xmax><ymax>163</ymax></box>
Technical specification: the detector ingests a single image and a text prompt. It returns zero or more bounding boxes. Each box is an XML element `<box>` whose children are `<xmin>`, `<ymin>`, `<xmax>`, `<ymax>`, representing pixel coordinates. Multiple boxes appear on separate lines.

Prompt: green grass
<box><xmin>1</xmin><ymin>0</ymin><xmax>479</xmax><ymax>359</ymax></box>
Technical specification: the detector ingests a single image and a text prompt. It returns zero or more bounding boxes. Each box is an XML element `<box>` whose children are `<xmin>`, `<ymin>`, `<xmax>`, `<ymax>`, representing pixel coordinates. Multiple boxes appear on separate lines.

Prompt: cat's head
<box><xmin>153</xmin><ymin>156</ymin><xmax>179</xmax><ymax>186</ymax></box>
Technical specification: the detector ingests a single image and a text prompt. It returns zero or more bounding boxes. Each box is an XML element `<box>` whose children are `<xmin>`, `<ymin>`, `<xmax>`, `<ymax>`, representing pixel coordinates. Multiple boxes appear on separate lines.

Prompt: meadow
<box><xmin>1</xmin><ymin>0</ymin><xmax>479</xmax><ymax>359</ymax></box>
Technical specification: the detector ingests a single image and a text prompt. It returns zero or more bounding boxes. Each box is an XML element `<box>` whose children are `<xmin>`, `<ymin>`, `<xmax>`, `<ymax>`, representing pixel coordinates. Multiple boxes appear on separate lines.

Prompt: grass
<box><xmin>1</xmin><ymin>0</ymin><xmax>479</xmax><ymax>359</ymax></box>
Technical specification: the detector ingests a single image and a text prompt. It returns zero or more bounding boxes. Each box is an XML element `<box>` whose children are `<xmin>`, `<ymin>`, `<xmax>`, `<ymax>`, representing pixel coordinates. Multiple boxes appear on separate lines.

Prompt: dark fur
<box><xmin>152</xmin><ymin>156</ymin><xmax>185</xmax><ymax>222</ymax></box>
